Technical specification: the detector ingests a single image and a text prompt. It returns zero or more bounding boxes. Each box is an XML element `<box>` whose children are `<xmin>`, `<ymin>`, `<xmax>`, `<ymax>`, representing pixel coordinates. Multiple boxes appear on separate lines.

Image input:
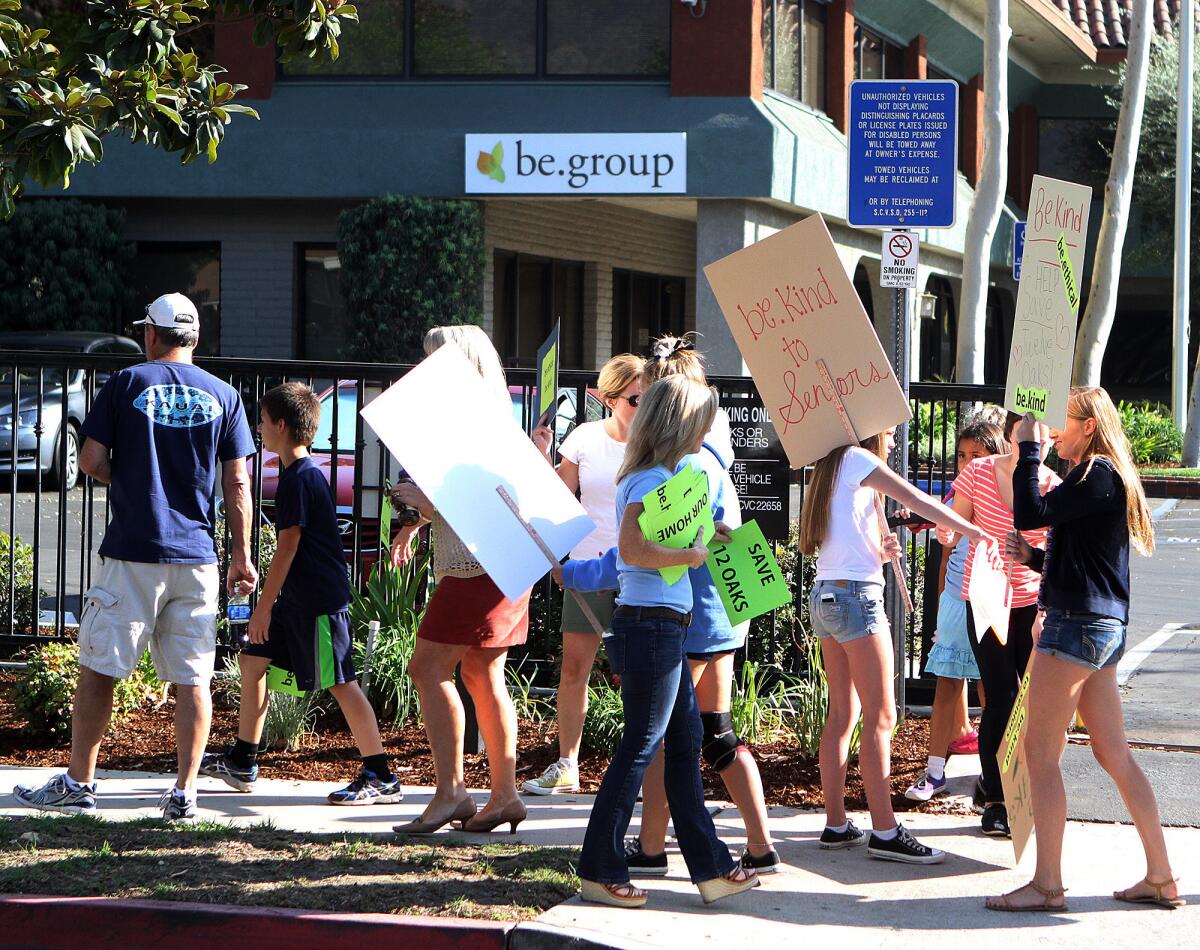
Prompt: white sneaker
<box><xmin>903</xmin><ymin>771</ymin><xmax>948</xmax><ymax>802</ymax></box>
<box><xmin>522</xmin><ymin>760</ymin><xmax>580</xmax><ymax>795</ymax></box>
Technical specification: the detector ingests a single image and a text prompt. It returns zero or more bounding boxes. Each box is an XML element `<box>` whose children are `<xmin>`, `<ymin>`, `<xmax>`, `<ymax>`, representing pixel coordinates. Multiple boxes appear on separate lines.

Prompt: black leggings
<box><xmin>966</xmin><ymin>603</ymin><xmax>1036</xmax><ymax>803</ymax></box>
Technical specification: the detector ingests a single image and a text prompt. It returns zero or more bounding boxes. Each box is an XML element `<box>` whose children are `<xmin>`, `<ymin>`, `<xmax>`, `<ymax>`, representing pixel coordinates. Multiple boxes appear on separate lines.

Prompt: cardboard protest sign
<box><xmin>703</xmin><ymin>213</ymin><xmax>911</xmax><ymax>469</ymax></box>
<box><xmin>535</xmin><ymin>320</ymin><xmax>560</xmax><ymax>425</ymax></box>
<box><xmin>637</xmin><ymin>464</ymin><xmax>714</xmax><ymax>586</ymax></box>
<box><xmin>968</xmin><ymin>540</ymin><xmax>1010</xmax><ymax>644</ymax></box>
<box><xmin>707</xmin><ymin>520</ymin><xmax>792</xmax><ymax>624</ymax></box>
<box><xmin>999</xmin><ymin>669</ymin><xmax>1035</xmax><ymax>863</ymax></box>
<box><xmin>360</xmin><ymin>345</ymin><xmax>595</xmax><ymax>601</ymax></box>
<box><xmin>1003</xmin><ymin>175</ymin><xmax>1092</xmax><ymax>428</ymax></box>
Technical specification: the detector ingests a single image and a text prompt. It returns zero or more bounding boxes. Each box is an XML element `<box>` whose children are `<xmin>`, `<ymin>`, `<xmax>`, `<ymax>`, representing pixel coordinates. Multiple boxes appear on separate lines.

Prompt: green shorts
<box><xmin>560</xmin><ymin>589</ymin><xmax>616</xmax><ymax>636</ymax></box>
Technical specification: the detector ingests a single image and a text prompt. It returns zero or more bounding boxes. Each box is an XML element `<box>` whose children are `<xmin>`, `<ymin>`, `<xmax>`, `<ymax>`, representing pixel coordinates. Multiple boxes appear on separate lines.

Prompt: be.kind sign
<box><xmin>1003</xmin><ymin>175</ymin><xmax>1092</xmax><ymax>428</ymax></box>
<box><xmin>703</xmin><ymin>214</ymin><xmax>911</xmax><ymax>469</ymax></box>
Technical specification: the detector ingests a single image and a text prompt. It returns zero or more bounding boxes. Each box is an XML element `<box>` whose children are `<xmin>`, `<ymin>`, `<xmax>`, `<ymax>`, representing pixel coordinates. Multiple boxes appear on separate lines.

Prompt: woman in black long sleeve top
<box><xmin>985</xmin><ymin>387</ymin><xmax>1181</xmax><ymax>913</ymax></box>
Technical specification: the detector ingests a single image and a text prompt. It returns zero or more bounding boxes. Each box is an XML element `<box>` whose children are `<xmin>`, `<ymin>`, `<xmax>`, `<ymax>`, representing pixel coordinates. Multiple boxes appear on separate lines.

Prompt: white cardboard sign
<box><xmin>359</xmin><ymin>345</ymin><xmax>595</xmax><ymax>601</ymax></box>
<box><xmin>968</xmin><ymin>540</ymin><xmax>1010</xmax><ymax>645</ymax></box>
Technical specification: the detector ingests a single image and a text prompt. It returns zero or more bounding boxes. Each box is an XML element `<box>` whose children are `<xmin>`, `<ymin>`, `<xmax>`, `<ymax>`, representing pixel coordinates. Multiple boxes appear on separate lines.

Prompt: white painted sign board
<box><xmin>881</xmin><ymin>231</ymin><xmax>919</xmax><ymax>288</ymax></box>
<box><xmin>360</xmin><ymin>345</ymin><xmax>595</xmax><ymax>601</ymax></box>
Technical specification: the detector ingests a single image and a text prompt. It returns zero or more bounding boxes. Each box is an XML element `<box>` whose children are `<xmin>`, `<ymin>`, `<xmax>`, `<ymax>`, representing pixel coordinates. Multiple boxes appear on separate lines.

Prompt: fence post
<box><xmin>888</xmin><ymin>285</ymin><xmax>912</xmax><ymax>714</ymax></box>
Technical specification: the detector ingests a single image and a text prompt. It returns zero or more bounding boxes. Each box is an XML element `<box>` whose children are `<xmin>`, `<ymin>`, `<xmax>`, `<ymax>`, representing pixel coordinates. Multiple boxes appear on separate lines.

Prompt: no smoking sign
<box><xmin>881</xmin><ymin>231</ymin><xmax>918</xmax><ymax>288</ymax></box>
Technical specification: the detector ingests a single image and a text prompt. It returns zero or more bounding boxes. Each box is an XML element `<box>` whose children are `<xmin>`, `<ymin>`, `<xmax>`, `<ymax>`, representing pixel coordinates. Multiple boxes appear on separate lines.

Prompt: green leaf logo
<box><xmin>477</xmin><ymin>141</ymin><xmax>505</xmax><ymax>183</ymax></box>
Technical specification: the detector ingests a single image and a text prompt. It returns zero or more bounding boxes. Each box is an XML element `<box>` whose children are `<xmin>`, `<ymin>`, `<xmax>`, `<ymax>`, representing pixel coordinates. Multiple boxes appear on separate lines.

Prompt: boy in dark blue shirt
<box><xmin>200</xmin><ymin>383</ymin><xmax>401</xmax><ymax>805</ymax></box>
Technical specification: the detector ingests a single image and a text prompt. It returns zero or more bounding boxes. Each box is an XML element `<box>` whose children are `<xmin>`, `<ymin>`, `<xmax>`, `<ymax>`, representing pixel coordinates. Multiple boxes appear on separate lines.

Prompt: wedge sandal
<box><xmin>580</xmin><ymin>879</ymin><xmax>648</xmax><ymax>908</ymax></box>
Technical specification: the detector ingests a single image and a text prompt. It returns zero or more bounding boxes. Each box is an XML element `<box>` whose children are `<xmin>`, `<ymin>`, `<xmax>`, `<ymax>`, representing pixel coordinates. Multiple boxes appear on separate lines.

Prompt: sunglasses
<box><xmin>615</xmin><ymin>393</ymin><xmax>640</xmax><ymax>408</ymax></box>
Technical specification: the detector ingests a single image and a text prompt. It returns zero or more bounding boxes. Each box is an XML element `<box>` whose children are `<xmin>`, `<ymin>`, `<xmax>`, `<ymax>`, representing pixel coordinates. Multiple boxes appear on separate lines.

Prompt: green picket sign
<box><xmin>267</xmin><ymin>665</ymin><xmax>305</xmax><ymax>697</ymax></box>
<box><xmin>637</xmin><ymin>464</ymin><xmax>714</xmax><ymax>586</ymax></box>
<box><xmin>705</xmin><ymin>520</ymin><xmax>792</xmax><ymax>625</ymax></box>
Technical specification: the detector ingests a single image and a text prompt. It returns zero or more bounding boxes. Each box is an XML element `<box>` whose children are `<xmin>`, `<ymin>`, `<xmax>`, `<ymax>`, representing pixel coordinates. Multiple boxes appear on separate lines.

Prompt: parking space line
<box><xmin>1152</xmin><ymin>498</ymin><xmax>1180</xmax><ymax>521</ymax></box>
<box><xmin>1118</xmin><ymin>622</ymin><xmax>1186</xmax><ymax>686</ymax></box>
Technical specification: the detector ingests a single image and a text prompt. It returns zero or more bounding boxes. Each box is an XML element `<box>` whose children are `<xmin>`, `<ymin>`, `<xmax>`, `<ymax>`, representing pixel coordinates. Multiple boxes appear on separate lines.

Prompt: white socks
<box><xmin>927</xmin><ymin>755</ymin><xmax>946</xmax><ymax>781</ymax></box>
<box><xmin>825</xmin><ymin>821</ymin><xmax>848</xmax><ymax>834</ymax></box>
<box><xmin>872</xmin><ymin>825</ymin><xmax>899</xmax><ymax>841</ymax></box>
<box><xmin>558</xmin><ymin>756</ymin><xmax>577</xmax><ymax>771</ymax></box>
<box><xmin>63</xmin><ymin>773</ymin><xmax>91</xmax><ymax>791</ymax></box>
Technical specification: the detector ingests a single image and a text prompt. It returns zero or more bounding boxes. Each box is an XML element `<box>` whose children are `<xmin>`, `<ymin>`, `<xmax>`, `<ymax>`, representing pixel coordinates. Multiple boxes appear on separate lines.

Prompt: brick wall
<box><xmin>117</xmin><ymin>199</ymin><xmax>350</xmax><ymax>358</ymax></box>
<box><xmin>483</xmin><ymin>200</ymin><xmax>698</xmax><ymax>370</ymax></box>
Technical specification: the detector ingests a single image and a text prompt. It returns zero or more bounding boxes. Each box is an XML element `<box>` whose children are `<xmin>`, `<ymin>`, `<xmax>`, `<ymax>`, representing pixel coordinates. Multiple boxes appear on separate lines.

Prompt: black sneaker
<box><xmin>819</xmin><ymin>819</ymin><xmax>866</xmax><ymax>850</ymax></box>
<box><xmin>198</xmin><ymin>750</ymin><xmax>258</xmax><ymax>793</ymax></box>
<box><xmin>738</xmin><ymin>847</ymin><xmax>782</xmax><ymax>874</ymax></box>
<box><xmin>867</xmin><ymin>825</ymin><xmax>945</xmax><ymax>864</ymax></box>
<box><xmin>981</xmin><ymin>803</ymin><xmax>1011</xmax><ymax>838</ymax></box>
<box><xmin>623</xmin><ymin>838</ymin><xmax>669</xmax><ymax>877</ymax></box>
<box><xmin>971</xmin><ymin>778</ymin><xmax>988</xmax><ymax>814</ymax></box>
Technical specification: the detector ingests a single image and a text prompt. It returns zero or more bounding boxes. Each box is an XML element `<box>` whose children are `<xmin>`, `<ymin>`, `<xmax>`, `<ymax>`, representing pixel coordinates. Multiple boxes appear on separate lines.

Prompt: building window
<box><xmin>297</xmin><ymin>247</ymin><xmax>352</xmax><ymax>362</ymax></box>
<box><xmin>613</xmin><ymin>270</ymin><xmax>686</xmax><ymax>356</ymax></box>
<box><xmin>763</xmin><ymin>1</ymin><xmax>827</xmax><ymax>110</ymax></box>
<box><xmin>1038</xmin><ymin>118</ymin><xmax>1115</xmax><ymax>193</ymax></box>
<box><xmin>281</xmin><ymin>0</ymin><xmax>669</xmax><ymax>79</ymax></box>
<box><xmin>127</xmin><ymin>243</ymin><xmax>221</xmax><ymax>357</ymax></box>
<box><xmin>918</xmin><ymin>277</ymin><xmax>956</xmax><ymax>382</ymax></box>
<box><xmin>493</xmin><ymin>251</ymin><xmax>584</xmax><ymax>368</ymax></box>
<box><xmin>854</xmin><ymin>24</ymin><xmax>903</xmax><ymax>80</ymax></box>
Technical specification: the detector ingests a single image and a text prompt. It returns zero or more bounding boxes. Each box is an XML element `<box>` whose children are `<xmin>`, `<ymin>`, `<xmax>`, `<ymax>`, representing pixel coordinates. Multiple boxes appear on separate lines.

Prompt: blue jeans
<box><xmin>1037</xmin><ymin>608</ymin><xmax>1126</xmax><ymax>671</ymax></box>
<box><xmin>579</xmin><ymin>615</ymin><xmax>734</xmax><ymax>885</ymax></box>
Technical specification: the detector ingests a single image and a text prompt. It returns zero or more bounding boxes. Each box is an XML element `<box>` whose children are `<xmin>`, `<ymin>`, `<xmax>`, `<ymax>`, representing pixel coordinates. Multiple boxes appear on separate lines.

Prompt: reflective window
<box><xmin>546</xmin><ymin>1</ymin><xmax>669</xmax><ymax>76</ymax></box>
<box><xmin>493</xmin><ymin>251</ymin><xmax>584</xmax><ymax>368</ymax></box>
<box><xmin>127</xmin><ymin>243</ymin><xmax>221</xmax><ymax>357</ymax></box>
<box><xmin>297</xmin><ymin>247</ymin><xmax>352</xmax><ymax>362</ymax></box>
<box><xmin>763</xmin><ymin>1</ymin><xmax>827</xmax><ymax>111</ymax></box>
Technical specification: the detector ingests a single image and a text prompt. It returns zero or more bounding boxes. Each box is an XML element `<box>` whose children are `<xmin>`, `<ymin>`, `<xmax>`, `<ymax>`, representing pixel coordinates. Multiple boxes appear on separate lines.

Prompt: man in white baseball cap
<box><xmin>13</xmin><ymin>291</ymin><xmax>258</xmax><ymax>822</ymax></box>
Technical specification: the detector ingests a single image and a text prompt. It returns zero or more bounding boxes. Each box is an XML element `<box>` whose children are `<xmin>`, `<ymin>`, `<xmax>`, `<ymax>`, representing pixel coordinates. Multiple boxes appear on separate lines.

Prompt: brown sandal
<box><xmin>1114</xmin><ymin>877</ymin><xmax>1185</xmax><ymax>909</ymax></box>
<box><xmin>985</xmin><ymin>881</ymin><xmax>1068</xmax><ymax>912</ymax></box>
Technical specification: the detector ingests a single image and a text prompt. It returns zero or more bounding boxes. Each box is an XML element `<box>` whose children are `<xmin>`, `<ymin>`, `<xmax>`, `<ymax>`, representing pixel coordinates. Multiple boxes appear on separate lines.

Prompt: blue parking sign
<box><xmin>847</xmin><ymin>80</ymin><xmax>958</xmax><ymax>229</ymax></box>
<box><xmin>1013</xmin><ymin>222</ymin><xmax>1026</xmax><ymax>280</ymax></box>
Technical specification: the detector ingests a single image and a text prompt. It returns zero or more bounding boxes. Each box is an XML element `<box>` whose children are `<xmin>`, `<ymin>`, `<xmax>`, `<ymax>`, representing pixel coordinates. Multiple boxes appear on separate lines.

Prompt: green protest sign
<box><xmin>638</xmin><ymin>464</ymin><xmax>714</xmax><ymax>585</ymax></box>
<box><xmin>535</xmin><ymin>320</ymin><xmax>560</xmax><ymax>422</ymax></box>
<box><xmin>1056</xmin><ymin>232</ymin><xmax>1080</xmax><ymax>313</ymax></box>
<box><xmin>267</xmin><ymin>665</ymin><xmax>305</xmax><ymax>697</ymax></box>
<box><xmin>706</xmin><ymin>520</ymin><xmax>792</xmax><ymax>624</ymax></box>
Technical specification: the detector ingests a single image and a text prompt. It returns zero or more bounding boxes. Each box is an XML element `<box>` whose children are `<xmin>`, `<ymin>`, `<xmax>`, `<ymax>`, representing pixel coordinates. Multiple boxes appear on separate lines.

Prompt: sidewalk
<box><xmin>2</xmin><ymin>760</ymin><xmax>1197</xmax><ymax>948</ymax></box>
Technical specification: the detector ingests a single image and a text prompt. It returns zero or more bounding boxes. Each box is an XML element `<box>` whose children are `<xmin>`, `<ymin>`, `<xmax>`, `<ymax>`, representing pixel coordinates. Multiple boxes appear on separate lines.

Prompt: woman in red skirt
<box><xmin>390</xmin><ymin>325</ymin><xmax>530</xmax><ymax>836</ymax></box>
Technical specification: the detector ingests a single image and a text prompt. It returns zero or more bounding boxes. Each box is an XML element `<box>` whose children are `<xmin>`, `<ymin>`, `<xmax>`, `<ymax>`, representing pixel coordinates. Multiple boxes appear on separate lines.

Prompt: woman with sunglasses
<box><xmin>525</xmin><ymin>353</ymin><xmax>645</xmax><ymax>796</ymax></box>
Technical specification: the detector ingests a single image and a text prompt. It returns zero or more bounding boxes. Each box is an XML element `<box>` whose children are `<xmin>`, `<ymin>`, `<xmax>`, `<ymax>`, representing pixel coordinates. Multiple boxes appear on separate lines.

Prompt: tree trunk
<box><xmin>955</xmin><ymin>0</ymin><xmax>1010</xmax><ymax>384</ymax></box>
<box><xmin>1073</xmin><ymin>3</ymin><xmax>1153</xmax><ymax>386</ymax></box>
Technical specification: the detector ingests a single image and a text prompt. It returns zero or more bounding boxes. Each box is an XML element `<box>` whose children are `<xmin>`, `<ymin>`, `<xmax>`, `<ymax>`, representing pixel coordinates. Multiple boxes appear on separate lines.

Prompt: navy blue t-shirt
<box><xmin>275</xmin><ymin>455</ymin><xmax>352</xmax><ymax>615</ymax></box>
<box><xmin>80</xmin><ymin>361</ymin><xmax>255</xmax><ymax>564</ymax></box>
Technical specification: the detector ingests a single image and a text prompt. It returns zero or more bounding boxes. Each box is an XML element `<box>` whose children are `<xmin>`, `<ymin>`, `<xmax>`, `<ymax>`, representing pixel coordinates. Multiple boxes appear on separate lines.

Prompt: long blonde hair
<box><xmin>617</xmin><ymin>376</ymin><xmax>718</xmax><ymax>484</ymax></box>
<box><xmin>1066</xmin><ymin>386</ymin><xmax>1155</xmax><ymax>555</ymax></box>
<box><xmin>424</xmin><ymin>325</ymin><xmax>509</xmax><ymax>408</ymax></box>
<box><xmin>798</xmin><ymin>432</ymin><xmax>888</xmax><ymax>556</ymax></box>
<box><xmin>598</xmin><ymin>353</ymin><xmax>645</xmax><ymax>400</ymax></box>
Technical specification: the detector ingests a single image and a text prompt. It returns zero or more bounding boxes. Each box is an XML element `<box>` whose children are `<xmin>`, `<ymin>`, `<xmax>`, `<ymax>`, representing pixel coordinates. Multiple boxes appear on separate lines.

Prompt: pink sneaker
<box><xmin>948</xmin><ymin>731</ymin><xmax>979</xmax><ymax>755</ymax></box>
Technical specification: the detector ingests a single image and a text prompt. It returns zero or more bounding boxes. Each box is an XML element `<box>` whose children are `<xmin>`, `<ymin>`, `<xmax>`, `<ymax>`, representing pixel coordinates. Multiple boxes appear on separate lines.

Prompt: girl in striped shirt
<box><xmin>950</xmin><ymin>412</ymin><xmax>1059</xmax><ymax>837</ymax></box>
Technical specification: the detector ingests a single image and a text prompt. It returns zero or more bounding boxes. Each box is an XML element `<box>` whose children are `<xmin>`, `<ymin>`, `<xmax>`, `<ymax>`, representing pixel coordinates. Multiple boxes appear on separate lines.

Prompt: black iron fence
<box><xmin>0</xmin><ymin>348</ymin><xmax>1001</xmax><ymax>689</ymax></box>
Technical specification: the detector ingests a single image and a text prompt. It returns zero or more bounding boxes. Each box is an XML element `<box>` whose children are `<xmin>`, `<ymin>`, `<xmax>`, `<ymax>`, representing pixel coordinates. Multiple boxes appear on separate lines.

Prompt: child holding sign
<box><xmin>951</xmin><ymin>412</ymin><xmax>1059</xmax><ymax>838</ymax></box>
<box><xmin>800</xmin><ymin>428</ymin><xmax>984</xmax><ymax>864</ymax></box>
<box><xmin>987</xmin><ymin>389</ymin><xmax>1180</xmax><ymax>913</ymax></box>
<box><xmin>577</xmin><ymin>375</ymin><xmax>757</xmax><ymax>908</ymax></box>
<box><xmin>196</xmin><ymin>384</ymin><xmax>401</xmax><ymax>805</ymax></box>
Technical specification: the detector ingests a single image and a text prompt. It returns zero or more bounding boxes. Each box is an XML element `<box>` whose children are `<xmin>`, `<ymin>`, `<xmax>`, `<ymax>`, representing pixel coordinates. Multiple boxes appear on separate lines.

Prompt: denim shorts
<box><xmin>808</xmin><ymin>580</ymin><xmax>889</xmax><ymax>644</ymax></box>
<box><xmin>1037</xmin><ymin>608</ymin><xmax>1126</xmax><ymax>671</ymax></box>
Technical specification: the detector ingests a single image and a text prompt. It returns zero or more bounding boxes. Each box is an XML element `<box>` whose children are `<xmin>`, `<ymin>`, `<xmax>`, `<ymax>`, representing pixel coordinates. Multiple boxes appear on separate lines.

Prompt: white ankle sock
<box><xmin>63</xmin><ymin>773</ymin><xmax>88</xmax><ymax>791</ymax></box>
<box><xmin>826</xmin><ymin>821</ymin><xmax>848</xmax><ymax>834</ymax></box>
<box><xmin>557</xmin><ymin>756</ymin><xmax>577</xmax><ymax>771</ymax></box>
<box><xmin>872</xmin><ymin>825</ymin><xmax>899</xmax><ymax>841</ymax></box>
<box><xmin>927</xmin><ymin>756</ymin><xmax>946</xmax><ymax>780</ymax></box>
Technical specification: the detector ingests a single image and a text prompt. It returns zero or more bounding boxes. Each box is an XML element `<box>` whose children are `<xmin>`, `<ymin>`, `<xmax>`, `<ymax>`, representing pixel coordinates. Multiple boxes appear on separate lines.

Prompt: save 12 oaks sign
<box><xmin>464</xmin><ymin>133</ymin><xmax>687</xmax><ymax>195</ymax></box>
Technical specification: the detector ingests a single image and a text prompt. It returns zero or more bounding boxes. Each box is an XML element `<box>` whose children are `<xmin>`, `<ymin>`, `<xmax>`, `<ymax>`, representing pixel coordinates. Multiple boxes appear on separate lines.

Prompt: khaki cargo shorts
<box><xmin>78</xmin><ymin>558</ymin><xmax>220</xmax><ymax>685</ymax></box>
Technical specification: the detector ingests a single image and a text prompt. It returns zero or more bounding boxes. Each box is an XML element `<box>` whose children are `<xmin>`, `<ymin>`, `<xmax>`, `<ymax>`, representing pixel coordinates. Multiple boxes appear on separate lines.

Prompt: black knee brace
<box><xmin>700</xmin><ymin>711</ymin><xmax>743</xmax><ymax>772</ymax></box>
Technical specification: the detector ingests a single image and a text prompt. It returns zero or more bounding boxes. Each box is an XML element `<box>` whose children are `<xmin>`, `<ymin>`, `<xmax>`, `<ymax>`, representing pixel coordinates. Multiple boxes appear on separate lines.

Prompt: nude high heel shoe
<box><xmin>458</xmin><ymin>800</ymin><xmax>528</xmax><ymax>834</ymax></box>
<box><xmin>392</xmin><ymin>797</ymin><xmax>476</xmax><ymax>835</ymax></box>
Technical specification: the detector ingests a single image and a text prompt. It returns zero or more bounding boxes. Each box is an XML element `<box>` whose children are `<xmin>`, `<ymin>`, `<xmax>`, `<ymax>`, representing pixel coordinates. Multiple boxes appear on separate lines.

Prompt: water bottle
<box><xmin>227</xmin><ymin>586</ymin><xmax>252</xmax><ymax>640</ymax></box>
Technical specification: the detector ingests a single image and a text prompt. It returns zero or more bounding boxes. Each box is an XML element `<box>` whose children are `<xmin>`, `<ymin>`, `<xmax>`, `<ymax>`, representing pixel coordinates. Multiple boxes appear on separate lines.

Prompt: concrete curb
<box><xmin>0</xmin><ymin>896</ymin><xmax>511</xmax><ymax>949</ymax></box>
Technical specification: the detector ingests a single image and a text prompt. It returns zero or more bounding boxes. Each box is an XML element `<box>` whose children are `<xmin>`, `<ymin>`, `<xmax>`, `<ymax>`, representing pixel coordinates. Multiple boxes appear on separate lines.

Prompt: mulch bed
<box><xmin>0</xmin><ymin>674</ymin><xmax>969</xmax><ymax>815</ymax></box>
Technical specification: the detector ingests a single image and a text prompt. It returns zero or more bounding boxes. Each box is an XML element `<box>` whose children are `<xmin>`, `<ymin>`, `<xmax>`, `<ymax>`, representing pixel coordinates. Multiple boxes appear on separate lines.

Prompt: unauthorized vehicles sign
<box><xmin>465</xmin><ymin>133</ymin><xmax>687</xmax><ymax>195</ymax></box>
<box><xmin>723</xmin><ymin>392</ymin><xmax>790</xmax><ymax>544</ymax></box>
<box><xmin>847</xmin><ymin>79</ymin><xmax>959</xmax><ymax>229</ymax></box>
<box><xmin>881</xmin><ymin>231</ymin><xmax>918</xmax><ymax>288</ymax></box>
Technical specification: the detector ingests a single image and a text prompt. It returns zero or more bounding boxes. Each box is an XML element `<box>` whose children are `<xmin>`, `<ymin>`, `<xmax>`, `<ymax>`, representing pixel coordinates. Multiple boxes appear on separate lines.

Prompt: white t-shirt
<box><xmin>815</xmin><ymin>446</ymin><xmax>885</xmax><ymax>585</ymax></box>
<box><xmin>559</xmin><ymin>420</ymin><xmax>626</xmax><ymax>560</ymax></box>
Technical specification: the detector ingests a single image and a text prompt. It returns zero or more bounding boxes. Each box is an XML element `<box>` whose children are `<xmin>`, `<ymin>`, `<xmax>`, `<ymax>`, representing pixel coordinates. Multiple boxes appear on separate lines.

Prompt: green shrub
<box><xmin>12</xmin><ymin>642</ymin><xmax>158</xmax><ymax>739</ymax></box>
<box><xmin>214</xmin><ymin>655</ymin><xmax>322</xmax><ymax>751</ymax></box>
<box><xmin>0</xmin><ymin>199</ymin><xmax>134</xmax><ymax>334</ymax></box>
<box><xmin>582</xmin><ymin>679</ymin><xmax>624</xmax><ymax>755</ymax></box>
<box><xmin>507</xmin><ymin>657</ymin><xmax>552</xmax><ymax>723</ymax></box>
<box><xmin>213</xmin><ymin>514</ymin><xmax>277</xmax><ymax>642</ymax></box>
<box><xmin>337</xmin><ymin>196</ymin><xmax>485</xmax><ymax>364</ymax></box>
<box><xmin>0</xmin><ymin>531</ymin><xmax>44</xmax><ymax>636</ymax></box>
<box><xmin>350</xmin><ymin>552</ymin><xmax>431</xmax><ymax>726</ymax></box>
<box><xmin>1119</xmin><ymin>401</ymin><xmax>1182</xmax><ymax>465</ymax></box>
<box><xmin>777</xmin><ymin>632</ymin><xmax>862</xmax><ymax>759</ymax></box>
